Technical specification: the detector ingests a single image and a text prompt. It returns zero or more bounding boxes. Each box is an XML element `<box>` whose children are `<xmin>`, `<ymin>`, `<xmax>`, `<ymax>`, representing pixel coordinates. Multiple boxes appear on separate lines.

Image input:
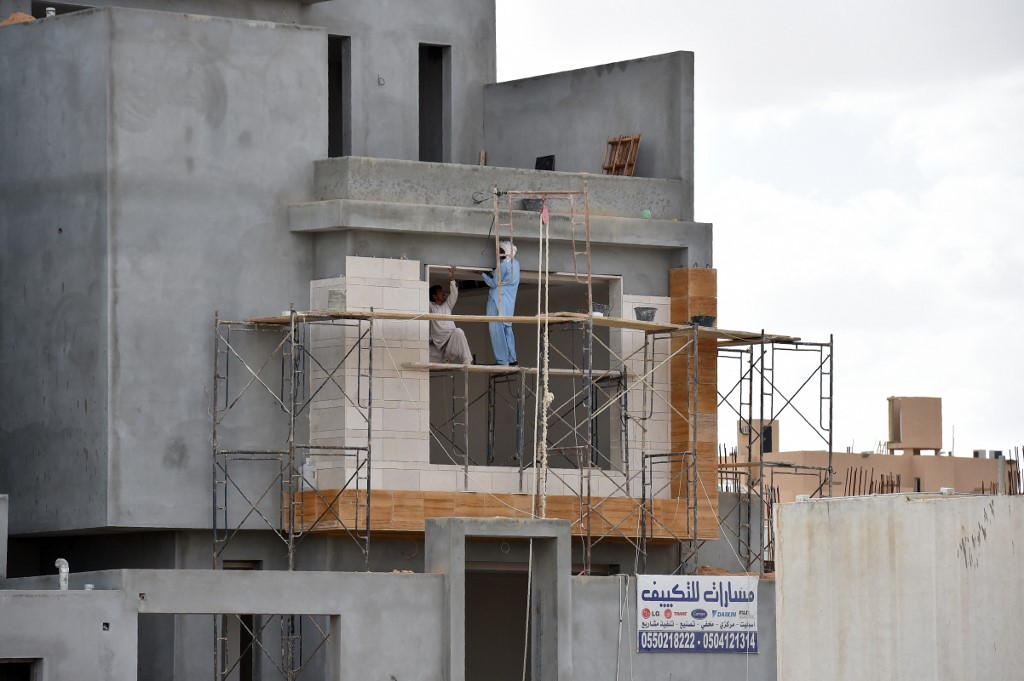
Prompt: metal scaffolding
<box><xmin>491</xmin><ymin>183</ymin><xmax>593</xmax><ymax>312</ymax></box>
<box><xmin>717</xmin><ymin>334</ymin><xmax>835</xmax><ymax>572</ymax></box>
<box><xmin>211</xmin><ymin>309</ymin><xmax>374</xmax><ymax>679</ymax></box>
<box><xmin>420</xmin><ymin>317</ymin><xmax>770</xmax><ymax>576</ymax></box>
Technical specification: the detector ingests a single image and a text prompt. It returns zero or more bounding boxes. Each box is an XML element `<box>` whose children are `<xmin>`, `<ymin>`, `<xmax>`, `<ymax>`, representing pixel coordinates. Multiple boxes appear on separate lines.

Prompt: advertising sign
<box><xmin>636</xmin><ymin>575</ymin><xmax>758</xmax><ymax>653</ymax></box>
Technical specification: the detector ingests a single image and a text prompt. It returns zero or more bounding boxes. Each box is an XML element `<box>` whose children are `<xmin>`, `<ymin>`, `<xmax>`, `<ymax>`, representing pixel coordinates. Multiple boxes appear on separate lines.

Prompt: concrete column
<box><xmin>424</xmin><ymin>519</ymin><xmax>466</xmax><ymax>681</ymax></box>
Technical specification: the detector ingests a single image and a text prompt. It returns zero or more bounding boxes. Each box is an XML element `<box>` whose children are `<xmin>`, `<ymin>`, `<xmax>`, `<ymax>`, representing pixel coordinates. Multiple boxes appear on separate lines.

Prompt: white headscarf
<box><xmin>499</xmin><ymin>240</ymin><xmax>518</xmax><ymax>258</ymax></box>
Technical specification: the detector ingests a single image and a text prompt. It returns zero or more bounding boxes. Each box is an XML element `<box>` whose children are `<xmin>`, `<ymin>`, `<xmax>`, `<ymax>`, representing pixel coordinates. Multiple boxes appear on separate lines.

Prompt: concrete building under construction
<box><xmin>1</xmin><ymin>3</ymin><xmax>1021</xmax><ymax>680</ymax></box>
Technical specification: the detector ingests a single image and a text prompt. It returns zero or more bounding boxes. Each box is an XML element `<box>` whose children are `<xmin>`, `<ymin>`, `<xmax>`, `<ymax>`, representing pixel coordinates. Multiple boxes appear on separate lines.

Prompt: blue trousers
<box><xmin>489</xmin><ymin>321</ymin><xmax>517</xmax><ymax>365</ymax></box>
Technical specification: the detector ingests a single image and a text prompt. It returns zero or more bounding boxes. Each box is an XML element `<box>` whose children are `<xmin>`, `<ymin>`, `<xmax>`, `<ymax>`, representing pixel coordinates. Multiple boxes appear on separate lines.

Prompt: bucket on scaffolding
<box><xmin>634</xmin><ymin>306</ymin><xmax>657</xmax><ymax>322</ymax></box>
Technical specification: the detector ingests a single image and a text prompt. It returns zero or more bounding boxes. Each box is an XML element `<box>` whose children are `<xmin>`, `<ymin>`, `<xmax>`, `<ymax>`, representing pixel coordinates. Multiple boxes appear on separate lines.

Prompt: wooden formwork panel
<box><xmin>669</xmin><ymin>268</ymin><xmax>720</xmax><ymax>540</ymax></box>
<box><xmin>294</xmin><ymin>489</ymin><xmax>718</xmax><ymax>541</ymax></box>
<box><xmin>669</xmin><ymin>268</ymin><xmax>717</xmax><ymax>300</ymax></box>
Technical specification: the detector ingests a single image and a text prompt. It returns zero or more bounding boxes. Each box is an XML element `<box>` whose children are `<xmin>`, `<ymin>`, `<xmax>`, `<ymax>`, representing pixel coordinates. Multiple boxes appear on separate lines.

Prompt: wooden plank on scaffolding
<box><xmin>238</xmin><ymin>308</ymin><xmax>799</xmax><ymax>345</ymax></box>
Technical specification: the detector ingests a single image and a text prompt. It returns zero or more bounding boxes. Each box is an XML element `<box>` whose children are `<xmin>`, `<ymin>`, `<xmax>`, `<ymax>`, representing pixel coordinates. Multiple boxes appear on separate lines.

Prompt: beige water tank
<box><xmin>887</xmin><ymin>397</ymin><xmax>941</xmax><ymax>454</ymax></box>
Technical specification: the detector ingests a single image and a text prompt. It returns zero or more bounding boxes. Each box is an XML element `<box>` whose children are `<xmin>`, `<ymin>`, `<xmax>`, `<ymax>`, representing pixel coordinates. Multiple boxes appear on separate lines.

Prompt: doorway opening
<box><xmin>465</xmin><ymin>570</ymin><xmax>531</xmax><ymax>681</ymax></box>
<box><xmin>418</xmin><ymin>44</ymin><xmax>450</xmax><ymax>162</ymax></box>
<box><xmin>221</xmin><ymin>560</ymin><xmax>263</xmax><ymax>681</ymax></box>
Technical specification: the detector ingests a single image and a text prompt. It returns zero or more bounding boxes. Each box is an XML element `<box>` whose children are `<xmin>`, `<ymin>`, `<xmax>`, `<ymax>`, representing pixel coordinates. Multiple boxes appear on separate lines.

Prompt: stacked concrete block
<box><xmin>616</xmin><ymin>294</ymin><xmax>673</xmax><ymax>499</ymax></box>
<box><xmin>490</xmin><ymin>469</ymin><xmax>524</xmax><ymax>495</ymax></box>
<box><xmin>308</xmin><ymin>257</ymin><xmax>430</xmax><ymax>491</ymax></box>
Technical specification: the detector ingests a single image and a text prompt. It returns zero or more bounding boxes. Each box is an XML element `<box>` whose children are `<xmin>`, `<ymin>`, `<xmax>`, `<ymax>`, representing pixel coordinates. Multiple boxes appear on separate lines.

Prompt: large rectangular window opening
<box><xmin>426</xmin><ymin>267</ymin><xmax>619</xmax><ymax>473</ymax></box>
<box><xmin>328</xmin><ymin>35</ymin><xmax>351</xmax><ymax>158</ymax></box>
<box><xmin>418</xmin><ymin>44</ymin><xmax>451</xmax><ymax>162</ymax></box>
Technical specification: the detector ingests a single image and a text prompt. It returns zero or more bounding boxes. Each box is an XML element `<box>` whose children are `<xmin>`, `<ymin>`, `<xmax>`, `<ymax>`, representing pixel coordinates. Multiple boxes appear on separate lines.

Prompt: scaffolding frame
<box><xmin>491</xmin><ymin>183</ymin><xmax>593</xmax><ymax>313</ymax></box>
<box><xmin>717</xmin><ymin>334</ymin><xmax>835</xmax><ymax>572</ymax></box>
<box><xmin>211</xmin><ymin>309</ymin><xmax>374</xmax><ymax>680</ymax></box>
<box><xmin>420</xmin><ymin>315</ymin><xmax>748</xmax><ymax>575</ymax></box>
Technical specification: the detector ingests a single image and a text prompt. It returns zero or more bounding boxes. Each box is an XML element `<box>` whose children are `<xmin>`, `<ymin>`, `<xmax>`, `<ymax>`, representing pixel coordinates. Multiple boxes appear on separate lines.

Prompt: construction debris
<box><xmin>0</xmin><ymin>12</ymin><xmax>35</xmax><ymax>27</ymax></box>
<box><xmin>602</xmin><ymin>134</ymin><xmax>641</xmax><ymax>176</ymax></box>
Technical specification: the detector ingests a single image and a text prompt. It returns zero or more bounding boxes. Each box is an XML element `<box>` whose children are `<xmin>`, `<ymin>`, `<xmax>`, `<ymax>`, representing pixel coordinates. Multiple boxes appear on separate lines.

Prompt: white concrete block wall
<box><xmin>307</xmin><ymin>258</ymin><xmax>430</xmax><ymax>492</ymax></box>
<box><xmin>304</xmin><ymin>268</ymin><xmax>674</xmax><ymax>502</ymax></box>
<box><xmin>491</xmin><ymin>469</ymin><xmax>524</xmax><ymax>494</ymax></box>
<box><xmin>618</xmin><ymin>295</ymin><xmax>673</xmax><ymax>498</ymax></box>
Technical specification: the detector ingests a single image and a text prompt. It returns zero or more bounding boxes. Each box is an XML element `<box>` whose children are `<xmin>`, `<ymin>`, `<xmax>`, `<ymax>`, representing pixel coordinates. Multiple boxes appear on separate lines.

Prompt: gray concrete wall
<box><xmin>484</xmin><ymin>52</ymin><xmax>695</xmax><ymax>207</ymax></box>
<box><xmin>6</xmin><ymin>0</ymin><xmax>495</xmax><ymax>163</ymax></box>
<box><xmin>1</xmin><ymin>8</ymin><xmax>323</xmax><ymax>533</ymax></box>
<box><xmin>4</xmin><ymin>568</ymin><xmax>446</xmax><ymax>681</ymax></box>
<box><xmin>699</xmin><ymin>491</ymin><xmax>766</xmax><ymax>573</ymax></box>
<box><xmin>2</xmin><ymin>0</ymin><xmax>305</xmax><ymax>21</ymax></box>
<box><xmin>0</xmin><ymin>9</ymin><xmax>111</xmax><ymax>534</ymax></box>
<box><xmin>90</xmin><ymin>0</ymin><xmax>303</xmax><ymax>22</ymax></box>
<box><xmin>302</xmin><ymin>0</ymin><xmax>495</xmax><ymax>164</ymax></box>
<box><xmin>108</xmin><ymin>9</ymin><xmax>322</xmax><ymax>530</ymax></box>
<box><xmin>572</xmin><ymin>575</ymin><xmax>777</xmax><ymax>680</ymax></box>
<box><xmin>776</xmin><ymin>494</ymin><xmax>1024</xmax><ymax>681</ymax></box>
<box><xmin>0</xmin><ymin>0</ymin><xmax>27</xmax><ymax>16</ymax></box>
<box><xmin>311</xmin><ymin>156</ymin><xmax>688</xmax><ymax>219</ymax></box>
<box><xmin>0</xmin><ymin>590</ymin><xmax>138</xmax><ymax>679</ymax></box>
<box><xmin>1</xmin><ymin>547</ymin><xmax>776</xmax><ymax>681</ymax></box>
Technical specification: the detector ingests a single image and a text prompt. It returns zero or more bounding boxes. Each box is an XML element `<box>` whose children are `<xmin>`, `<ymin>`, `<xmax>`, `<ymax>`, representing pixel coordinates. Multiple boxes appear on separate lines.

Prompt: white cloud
<box><xmin>888</xmin><ymin>71</ymin><xmax>1024</xmax><ymax>177</ymax></box>
<box><xmin>710</xmin><ymin>137</ymin><xmax>1024</xmax><ymax>452</ymax></box>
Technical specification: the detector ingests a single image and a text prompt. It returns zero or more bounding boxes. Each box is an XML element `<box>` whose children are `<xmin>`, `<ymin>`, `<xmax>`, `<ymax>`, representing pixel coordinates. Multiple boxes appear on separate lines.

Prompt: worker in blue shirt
<box><xmin>482</xmin><ymin>240</ymin><xmax>520</xmax><ymax>365</ymax></box>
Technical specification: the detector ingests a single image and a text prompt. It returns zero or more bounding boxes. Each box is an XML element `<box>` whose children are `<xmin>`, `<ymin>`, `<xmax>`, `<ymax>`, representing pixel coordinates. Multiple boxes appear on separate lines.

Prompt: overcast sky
<box><xmin>496</xmin><ymin>0</ymin><xmax>1024</xmax><ymax>455</ymax></box>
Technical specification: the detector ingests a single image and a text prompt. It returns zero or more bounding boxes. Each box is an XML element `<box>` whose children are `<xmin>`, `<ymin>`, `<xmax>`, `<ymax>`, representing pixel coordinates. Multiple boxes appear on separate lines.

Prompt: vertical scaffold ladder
<box><xmin>490</xmin><ymin>183</ymin><xmax>593</xmax><ymax>313</ymax></box>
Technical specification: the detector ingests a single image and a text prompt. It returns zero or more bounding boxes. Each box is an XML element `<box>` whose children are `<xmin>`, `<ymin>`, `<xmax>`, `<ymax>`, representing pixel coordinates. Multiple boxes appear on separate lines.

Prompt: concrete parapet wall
<box><xmin>312</xmin><ymin>156</ymin><xmax>688</xmax><ymax>220</ymax></box>
<box><xmin>484</xmin><ymin>52</ymin><xmax>694</xmax><ymax>209</ymax></box>
<box><xmin>0</xmin><ymin>590</ymin><xmax>138</xmax><ymax>679</ymax></box>
<box><xmin>776</xmin><ymin>494</ymin><xmax>1024</xmax><ymax>681</ymax></box>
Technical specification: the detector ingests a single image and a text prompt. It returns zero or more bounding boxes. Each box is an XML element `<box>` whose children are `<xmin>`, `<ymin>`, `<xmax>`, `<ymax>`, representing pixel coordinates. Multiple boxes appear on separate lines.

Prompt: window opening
<box><xmin>418</xmin><ymin>44</ymin><xmax>450</xmax><ymax>162</ymax></box>
<box><xmin>327</xmin><ymin>35</ymin><xmax>351</xmax><ymax>158</ymax></box>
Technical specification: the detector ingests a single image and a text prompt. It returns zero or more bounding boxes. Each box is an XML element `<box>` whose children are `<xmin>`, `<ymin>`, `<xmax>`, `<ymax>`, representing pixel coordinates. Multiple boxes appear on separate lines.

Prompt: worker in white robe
<box><xmin>428</xmin><ymin>266</ymin><xmax>473</xmax><ymax>364</ymax></box>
